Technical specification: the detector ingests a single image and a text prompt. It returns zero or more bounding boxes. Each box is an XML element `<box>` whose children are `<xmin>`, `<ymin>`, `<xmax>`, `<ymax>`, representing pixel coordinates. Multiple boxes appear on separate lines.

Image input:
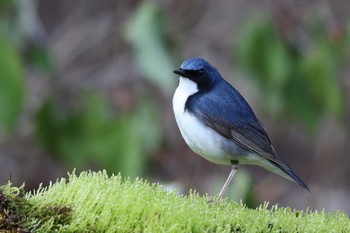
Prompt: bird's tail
<box><xmin>270</xmin><ymin>160</ymin><xmax>310</xmax><ymax>192</ymax></box>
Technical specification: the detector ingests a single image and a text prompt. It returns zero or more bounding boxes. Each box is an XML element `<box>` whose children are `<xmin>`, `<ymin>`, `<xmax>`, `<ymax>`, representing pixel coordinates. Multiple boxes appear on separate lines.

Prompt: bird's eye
<box><xmin>197</xmin><ymin>69</ymin><xmax>205</xmax><ymax>77</ymax></box>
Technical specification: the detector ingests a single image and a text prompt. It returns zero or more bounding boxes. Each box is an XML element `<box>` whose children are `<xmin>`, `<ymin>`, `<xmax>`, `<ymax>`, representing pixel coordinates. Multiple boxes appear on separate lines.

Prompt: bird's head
<box><xmin>174</xmin><ymin>58</ymin><xmax>221</xmax><ymax>91</ymax></box>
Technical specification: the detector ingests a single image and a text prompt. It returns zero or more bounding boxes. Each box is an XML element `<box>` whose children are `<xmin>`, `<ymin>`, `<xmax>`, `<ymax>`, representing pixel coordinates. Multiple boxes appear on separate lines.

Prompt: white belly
<box><xmin>172</xmin><ymin>77</ymin><xmax>232</xmax><ymax>164</ymax></box>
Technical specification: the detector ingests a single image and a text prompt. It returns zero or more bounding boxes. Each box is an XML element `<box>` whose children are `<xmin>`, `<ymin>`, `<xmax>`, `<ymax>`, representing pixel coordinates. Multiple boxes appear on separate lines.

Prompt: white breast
<box><xmin>172</xmin><ymin>77</ymin><xmax>232</xmax><ymax>165</ymax></box>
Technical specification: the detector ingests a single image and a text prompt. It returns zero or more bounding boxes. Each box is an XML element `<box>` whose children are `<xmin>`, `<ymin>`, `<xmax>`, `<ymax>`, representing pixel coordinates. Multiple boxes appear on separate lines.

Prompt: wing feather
<box><xmin>200</xmin><ymin>114</ymin><xmax>291</xmax><ymax>171</ymax></box>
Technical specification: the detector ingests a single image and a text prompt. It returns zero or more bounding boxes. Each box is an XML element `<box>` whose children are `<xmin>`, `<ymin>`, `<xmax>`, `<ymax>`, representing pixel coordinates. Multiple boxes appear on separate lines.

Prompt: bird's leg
<box><xmin>218</xmin><ymin>160</ymin><xmax>239</xmax><ymax>199</ymax></box>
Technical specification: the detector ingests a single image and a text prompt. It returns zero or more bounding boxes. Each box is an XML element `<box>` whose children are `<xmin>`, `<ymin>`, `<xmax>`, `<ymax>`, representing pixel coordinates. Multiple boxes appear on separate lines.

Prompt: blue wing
<box><xmin>186</xmin><ymin>79</ymin><xmax>274</xmax><ymax>156</ymax></box>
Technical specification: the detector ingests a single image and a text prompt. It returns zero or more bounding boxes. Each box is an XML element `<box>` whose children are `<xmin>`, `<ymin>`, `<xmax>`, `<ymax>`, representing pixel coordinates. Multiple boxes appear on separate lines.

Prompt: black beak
<box><xmin>173</xmin><ymin>69</ymin><xmax>188</xmax><ymax>77</ymax></box>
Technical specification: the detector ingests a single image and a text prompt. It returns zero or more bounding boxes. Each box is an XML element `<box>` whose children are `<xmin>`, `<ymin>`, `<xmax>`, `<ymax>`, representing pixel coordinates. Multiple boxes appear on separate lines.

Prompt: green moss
<box><xmin>0</xmin><ymin>171</ymin><xmax>349</xmax><ymax>232</ymax></box>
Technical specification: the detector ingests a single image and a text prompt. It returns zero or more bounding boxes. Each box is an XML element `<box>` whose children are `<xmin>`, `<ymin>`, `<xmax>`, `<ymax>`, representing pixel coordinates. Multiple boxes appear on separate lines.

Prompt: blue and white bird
<box><xmin>173</xmin><ymin>57</ymin><xmax>309</xmax><ymax>198</ymax></box>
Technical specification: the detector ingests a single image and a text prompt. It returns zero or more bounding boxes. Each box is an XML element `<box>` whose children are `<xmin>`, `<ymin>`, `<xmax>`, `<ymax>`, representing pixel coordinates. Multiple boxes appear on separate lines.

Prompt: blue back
<box><xmin>185</xmin><ymin>78</ymin><xmax>273</xmax><ymax>154</ymax></box>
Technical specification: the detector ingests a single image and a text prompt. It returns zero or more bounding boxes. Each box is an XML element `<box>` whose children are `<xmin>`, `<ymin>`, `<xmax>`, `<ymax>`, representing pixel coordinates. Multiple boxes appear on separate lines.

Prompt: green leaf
<box><xmin>236</xmin><ymin>13</ymin><xmax>345</xmax><ymax>131</ymax></box>
<box><xmin>301</xmin><ymin>43</ymin><xmax>343</xmax><ymax>117</ymax></box>
<box><xmin>126</xmin><ymin>1</ymin><xmax>176</xmax><ymax>94</ymax></box>
<box><xmin>0</xmin><ymin>35</ymin><xmax>24</xmax><ymax>135</ymax></box>
<box><xmin>236</xmin><ymin>16</ymin><xmax>291</xmax><ymax>115</ymax></box>
<box><xmin>35</xmin><ymin>93</ymin><xmax>161</xmax><ymax>178</ymax></box>
<box><xmin>0</xmin><ymin>0</ymin><xmax>12</xmax><ymax>9</ymax></box>
<box><xmin>236</xmin><ymin>15</ymin><xmax>274</xmax><ymax>82</ymax></box>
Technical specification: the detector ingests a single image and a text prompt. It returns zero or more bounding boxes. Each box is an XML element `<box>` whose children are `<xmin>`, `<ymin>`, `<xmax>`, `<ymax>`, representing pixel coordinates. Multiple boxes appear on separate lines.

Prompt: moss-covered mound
<box><xmin>0</xmin><ymin>171</ymin><xmax>349</xmax><ymax>232</ymax></box>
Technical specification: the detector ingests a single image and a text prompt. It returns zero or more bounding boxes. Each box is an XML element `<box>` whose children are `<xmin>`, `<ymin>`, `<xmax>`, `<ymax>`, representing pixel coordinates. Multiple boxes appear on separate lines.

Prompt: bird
<box><xmin>172</xmin><ymin>57</ymin><xmax>309</xmax><ymax>198</ymax></box>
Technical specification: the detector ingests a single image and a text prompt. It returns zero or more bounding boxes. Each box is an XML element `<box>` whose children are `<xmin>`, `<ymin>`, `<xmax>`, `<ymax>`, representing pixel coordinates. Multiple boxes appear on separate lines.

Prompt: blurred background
<box><xmin>0</xmin><ymin>0</ymin><xmax>349</xmax><ymax>213</ymax></box>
